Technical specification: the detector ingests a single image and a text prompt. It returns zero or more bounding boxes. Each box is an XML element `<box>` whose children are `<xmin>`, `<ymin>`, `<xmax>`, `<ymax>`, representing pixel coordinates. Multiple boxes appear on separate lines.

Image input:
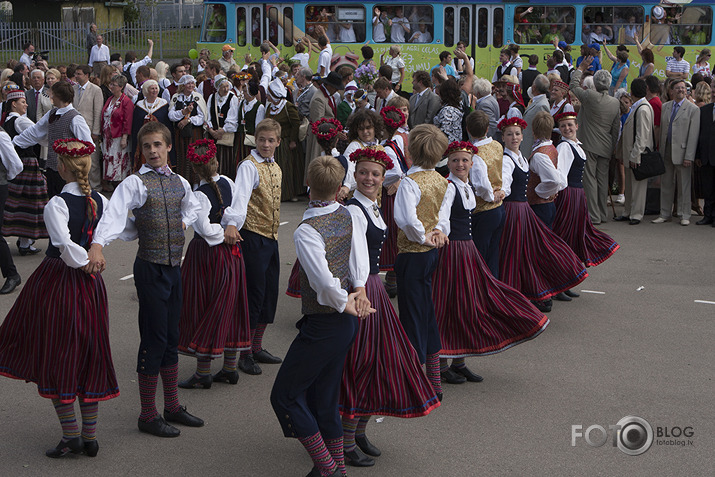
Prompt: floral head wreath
<box><xmin>349</xmin><ymin>145</ymin><xmax>394</xmax><ymax>170</ymax></box>
<box><xmin>235</xmin><ymin>72</ymin><xmax>252</xmax><ymax>82</ymax></box>
<box><xmin>52</xmin><ymin>138</ymin><xmax>95</xmax><ymax>157</ymax></box>
<box><xmin>311</xmin><ymin>118</ymin><xmax>343</xmax><ymax>142</ymax></box>
<box><xmin>445</xmin><ymin>141</ymin><xmax>479</xmax><ymax>157</ymax></box>
<box><xmin>380</xmin><ymin>106</ymin><xmax>405</xmax><ymax>130</ymax></box>
<box><xmin>554</xmin><ymin>111</ymin><xmax>578</xmax><ymax>124</ymax></box>
<box><xmin>497</xmin><ymin>116</ymin><xmax>528</xmax><ymax>131</ymax></box>
<box><xmin>187</xmin><ymin>138</ymin><xmax>217</xmax><ymax>164</ymax></box>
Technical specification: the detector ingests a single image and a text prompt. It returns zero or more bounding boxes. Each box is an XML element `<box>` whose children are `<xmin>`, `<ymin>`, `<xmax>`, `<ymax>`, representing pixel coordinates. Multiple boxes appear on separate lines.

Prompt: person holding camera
<box><xmin>19</xmin><ymin>43</ymin><xmax>34</xmax><ymax>68</ymax></box>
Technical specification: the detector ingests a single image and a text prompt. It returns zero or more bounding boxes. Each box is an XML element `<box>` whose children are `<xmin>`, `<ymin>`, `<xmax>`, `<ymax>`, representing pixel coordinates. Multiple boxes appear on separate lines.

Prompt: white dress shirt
<box><xmin>438</xmin><ymin>173</ymin><xmax>477</xmax><ymax>237</ymax></box>
<box><xmin>221</xmin><ymin>149</ymin><xmax>268</xmax><ymax>229</ymax></box>
<box><xmin>125</xmin><ymin>56</ymin><xmax>152</xmax><ymax>86</ymax></box>
<box><xmin>529</xmin><ymin>140</ymin><xmax>567</xmax><ymax>199</ymax></box>
<box><xmin>556</xmin><ymin>138</ymin><xmax>585</xmax><ymax>180</ymax></box>
<box><xmin>469</xmin><ymin>154</ymin><xmax>495</xmax><ymax>203</ymax></box>
<box><xmin>318</xmin><ymin>45</ymin><xmax>333</xmax><ymax>77</ymax></box>
<box><xmin>394</xmin><ymin>165</ymin><xmax>448</xmax><ymax>245</ymax></box>
<box><xmin>12</xmin><ymin>105</ymin><xmax>92</xmax><ymax>150</ymax></box>
<box><xmin>0</xmin><ymin>128</ymin><xmax>25</xmax><ymax>181</ymax></box>
<box><xmin>88</xmin><ymin>44</ymin><xmax>110</xmax><ymax>67</ymax></box>
<box><xmin>391</xmin><ymin>17</ymin><xmax>410</xmax><ymax>43</ymax></box>
<box><xmin>294</xmin><ymin>202</ymin><xmax>369</xmax><ymax>312</ymax></box>
<box><xmin>93</xmin><ymin>165</ymin><xmax>201</xmax><ymax>247</ymax></box>
<box><xmin>192</xmin><ymin>174</ymin><xmax>234</xmax><ymax>246</ymax></box>
<box><xmin>208</xmin><ymin>92</ymin><xmax>239</xmax><ymax>133</ymax></box>
<box><xmin>19</xmin><ymin>53</ymin><xmax>32</xmax><ymax>67</ymax></box>
<box><xmin>44</xmin><ymin>182</ymin><xmax>110</xmax><ymax>268</ymax></box>
<box><xmin>502</xmin><ymin>148</ymin><xmax>528</xmax><ymax>199</ymax></box>
<box><xmin>347</xmin><ymin>190</ymin><xmax>387</xmax><ymax>232</ymax></box>
<box><xmin>384</xmin><ymin>134</ymin><xmax>406</xmax><ymax>187</ymax></box>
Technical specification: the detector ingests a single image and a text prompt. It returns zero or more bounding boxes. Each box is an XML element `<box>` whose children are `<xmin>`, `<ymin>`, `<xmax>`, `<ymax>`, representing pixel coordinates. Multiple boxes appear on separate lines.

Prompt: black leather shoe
<box><xmin>436</xmin><ymin>392</ymin><xmax>443</xmax><ymax>402</ymax></box>
<box><xmin>565</xmin><ymin>289</ymin><xmax>580</xmax><ymax>298</ymax></box>
<box><xmin>0</xmin><ymin>275</ymin><xmax>21</xmax><ymax>294</ymax></box>
<box><xmin>385</xmin><ymin>283</ymin><xmax>397</xmax><ymax>298</ymax></box>
<box><xmin>238</xmin><ymin>355</ymin><xmax>262</xmax><ymax>375</ymax></box>
<box><xmin>345</xmin><ymin>447</ymin><xmax>375</xmax><ymax>467</ymax></box>
<box><xmin>305</xmin><ymin>467</ymin><xmax>342</xmax><ymax>477</ymax></box>
<box><xmin>212</xmin><ymin>369</ymin><xmax>239</xmax><ymax>384</ymax></box>
<box><xmin>533</xmin><ymin>300</ymin><xmax>552</xmax><ymax>313</ymax></box>
<box><xmin>554</xmin><ymin>292</ymin><xmax>572</xmax><ymax>302</ymax></box>
<box><xmin>178</xmin><ymin>374</ymin><xmax>212</xmax><ymax>389</ymax></box>
<box><xmin>46</xmin><ymin>437</ymin><xmax>84</xmax><ymax>458</ymax></box>
<box><xmin>629</xmin><ymin>219</ymin><xmax>641</xmax><ymax>225</ymax></box>
<box><xmin>450</xmin><ymin>364</ymin><xmax>483</xmax><ymax>383</ymax></box>
<box><xmin>696</xmin><ymin>217</ymin><xmax>713</xmax><ymax>225</ymax></box>
<box><xmin>253</xmin><ymin>349</ymin><xmax>283</xmax><ymax>364</ymax></box>
<box><xmin>356</xmin><ymin>435</ymin><xmax>381</xmax><ymax>457</ymax></box>
<box><xmin>613</xmin><ymin>215</ymin><xmax>629</xmax><ymax>222</ymax></box>
<box><xmin>440</xmin><ymin>367</ymin><xmax>466</xmax><ymax>384</ymax></box>
<box><xmin>138</xmin><ymin>416</ymin><xmax>180</xmax><ymax>437</ymax></box>
<box><xmin>18</xmin><ymin>245</ymin><xmax>42</xmax><ymax>256</ymax></box>
<box><xmin>164</xmin><ymin>406</ymin><xmax>204</xmax><ymax>427</ymax></box>
<box><xmin>84</xmin><ymin>439</ymin><xmax>99</xmax><ymax>457</ymax></box>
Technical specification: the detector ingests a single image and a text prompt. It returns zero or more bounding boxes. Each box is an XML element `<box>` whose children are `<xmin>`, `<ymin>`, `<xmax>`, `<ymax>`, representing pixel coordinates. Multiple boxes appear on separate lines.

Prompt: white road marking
<box><xmin>120</xmin><ymin>274</ymin><xmax>134</xmax><ymax>281</ymax></box>
<box><xmin>280</xmin><ymin>221</ymin><xmax>289</xmax><ymax>225</ymax></box>
<box><xmin>694</xmin><ymin>300</ymin><xmax>715</xmax><ymax>305</ymax></box>
<box><xmin>580</xmin><ymin>290</ymin><xmax>605</xmax><ymax>295</ymax></box>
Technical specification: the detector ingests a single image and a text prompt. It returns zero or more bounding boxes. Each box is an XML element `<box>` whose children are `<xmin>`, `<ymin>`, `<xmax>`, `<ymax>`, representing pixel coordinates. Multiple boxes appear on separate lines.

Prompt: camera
<box><xmin>31</xmin><ymin>51</ymin><xmax>50</xmax><ymax>62</ymax></box>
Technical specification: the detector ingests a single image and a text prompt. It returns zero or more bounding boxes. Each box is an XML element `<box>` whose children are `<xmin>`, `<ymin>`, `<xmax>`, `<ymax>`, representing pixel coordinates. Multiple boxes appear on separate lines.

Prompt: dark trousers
<box><xmin>241</xmin><ymin>229</ymin><xmax>280</xmax><ymax>328</ymax></box>
<box><xmin>530</xmin><ymin>202</ymin><xmax>556</xmax><ymax>229</ymax></box>
<box><xmin>45</xmin><ymin>168</ymin><xmax>66</xmax><ymax>199</ymax></box>
<box><xmin>471</xmin><ymin>204</ymin><xmax>505</xmax><ymax>279</ymax></box>
<box><xmin>271</xmin><ymin>312</ymin><xmax>358</xmax><ymax>439</ymax></box>
<box><xmin>395</xmin><ymin>249</ymin><xmax>441</xmax><ymax>364</ymax></box>
<box><xmin>134</xmin><ymin>257</ymin><xmax>181</xmax><ymax>374</ymax></box>
<box><xmin>0</xmin><ymin>185</ymin><xmax>17</xmax><ymax>278</ymax></box>
<box><xmin>701</xmin><ymin>163</ymin><xmax>715</xmax><ymax>219</ymax></box>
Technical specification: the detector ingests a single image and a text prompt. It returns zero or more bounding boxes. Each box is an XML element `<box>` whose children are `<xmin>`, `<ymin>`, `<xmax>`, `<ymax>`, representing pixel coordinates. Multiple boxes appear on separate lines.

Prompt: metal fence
<box><xmin>0</xmin><ymin>20</ymin><xmax>202</xmax><ymax>66</ymax></box>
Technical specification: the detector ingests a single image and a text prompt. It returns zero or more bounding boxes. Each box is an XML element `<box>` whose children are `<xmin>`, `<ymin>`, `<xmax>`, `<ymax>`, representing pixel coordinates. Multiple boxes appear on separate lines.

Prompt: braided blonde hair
<box><xmin>58</xmin><ymin>141</ymin><xmax>97</xmax><ymax>222</ymax></box>
<box><xmin>190</xmin><ymin>150</ymin><xmax>222</xmax><ymax>205</ymax></box>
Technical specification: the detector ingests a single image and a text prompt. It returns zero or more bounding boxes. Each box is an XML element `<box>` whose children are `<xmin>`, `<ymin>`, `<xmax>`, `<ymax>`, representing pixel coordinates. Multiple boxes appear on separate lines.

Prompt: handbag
<box><xmin>244</xmin><ymin>134</ymin><xmax>256</xmax><ymax>147</ymax></box>
<box><xmin>213</xmin><ymin>93</ymin><xmax>235</xmax><ymax>147</ymax></box>
<box><xmin>631</xmin><ymin>103</ymin><xmax>665</xmax><ymax>181</ymax></box>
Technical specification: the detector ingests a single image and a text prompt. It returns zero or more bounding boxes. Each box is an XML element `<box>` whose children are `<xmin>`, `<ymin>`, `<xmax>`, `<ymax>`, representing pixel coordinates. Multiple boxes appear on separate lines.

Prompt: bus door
<box><xmin>242</xmin><ymin>4</ymin><xmax>264</xmax><ymax>47</ymax></box>
<box><xmin>266</xmin><ymin>4</ymin><xmax>296</xmax><ymax>49</ymax></box>
<box><xmin>444</xmin><ymin>4</ymin><xmax>504</xmax><ymax>77</ymax></box>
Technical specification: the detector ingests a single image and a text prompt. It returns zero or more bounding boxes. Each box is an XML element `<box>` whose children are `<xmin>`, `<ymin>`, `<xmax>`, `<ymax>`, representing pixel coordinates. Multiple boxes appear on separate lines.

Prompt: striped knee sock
<box><xmin>52</xmin><ymin>399</ymin><xmax>80</xmax><ymax>441</ymax></box>
<box><xmin>439</xmin><ymin>357</ymin><xmax>449</xmax><ymax>372</ymax></box>
<box><xmin>196</xmin><ymin>357</ymin><xmax>212</xmax><ymax>377</ymax></box>
<box><xmin>138</xmin><ymin>373</ymin><xmax>159</xmax><ymax>422</ymax></box>
<box><xmin>160</xmin><ymin>363</ymin><xmax>181</xmax><ymax>413</ymax></box>
<box><xmin>355</xmin><ymin>416</ymin><xmax>370</xmax><ymax>439</ymax></box>
<box><xmin>79</xmin><ymin>401</ymin><xmax>99</xmax><ymax>441</ymax></box>
<box><xmin>325</xmin><ymin>436</ymin><xmax>346</xmax><ymax>476</ymax></box>
<box><xmin>223</xmin><ymin>351</ymin><xmax>238</xmax><ymax>372</ymax></box>
<box><xmin>298</xmin><ymin>432</ymin><xmax>337</xmax><ymax>476</ymax></box>
<box><xmin>342</xmin><ymin>417</ymin><xmax>359</xmax><ymax>452</ymax></box>
<box><xmin>251</xmin><ymin>323</ymin><xmax>267</xmax><ymax>354</ymax></box>
<box><xmin>452</xmin><ymin>358</ymin><xmax>466</xmax><ymax>369</ymax></box>
<box><xmin>426</xmin><ymin>353</ymin><xmax>443</xmax><ymax>395</ymax></box>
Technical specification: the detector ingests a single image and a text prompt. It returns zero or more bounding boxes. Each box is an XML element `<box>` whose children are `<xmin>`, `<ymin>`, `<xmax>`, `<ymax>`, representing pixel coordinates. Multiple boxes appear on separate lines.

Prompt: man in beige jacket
<box><xmin>72</xmin><ymin>65</ymin><xmax>104</xmax><ymax>190</ymax></box>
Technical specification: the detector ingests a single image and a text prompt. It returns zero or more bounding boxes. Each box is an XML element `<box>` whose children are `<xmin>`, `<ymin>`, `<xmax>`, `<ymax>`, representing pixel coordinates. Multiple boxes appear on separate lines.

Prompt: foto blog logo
<box><xmin>571</xmin><ymin>416</ymin><xmax>654</xmax><ymax>456</ymax></box>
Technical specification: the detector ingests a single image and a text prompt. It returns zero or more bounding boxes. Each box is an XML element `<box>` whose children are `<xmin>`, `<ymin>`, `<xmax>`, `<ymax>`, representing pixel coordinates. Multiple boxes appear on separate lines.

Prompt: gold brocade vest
<box><xmin>243</xmin><ymin>156</ymin><xmax>282</xmax><ymax>240</ymax></box>
<box><xmin>397</xmin><ymin>170</ymin><xmax>448</xmax><ymax>254</ymax></box>
<box><xmin>473</xmin><ymin>140</ymin><xmax>504</xmax><ymax>213</ymax></box>
<box><xmin>526</xmin><ymin>144</ymin><xmax>558</xmax><ymax>205</ymax></box>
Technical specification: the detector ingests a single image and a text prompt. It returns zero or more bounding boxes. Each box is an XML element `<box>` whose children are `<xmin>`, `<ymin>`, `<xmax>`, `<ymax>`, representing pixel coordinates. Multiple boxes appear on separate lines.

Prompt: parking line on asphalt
<box><xmin>694</xmin><ymin>300</ymin><xmax>715</xmax><ymax>305</ymax></box>
<box><xmin>120</xmin><ymin>274</ymin><xmax>134</xmax><ymax>281</ymax></box>
<box><xmin>580</xmin><ymin>290</ymin><xmax>605</xmax><ymax>295</ymax></box>
<box><xmin>280</xmin><ymin>221</ymin><xmax>289</xmax><ymax>225</ymax></box>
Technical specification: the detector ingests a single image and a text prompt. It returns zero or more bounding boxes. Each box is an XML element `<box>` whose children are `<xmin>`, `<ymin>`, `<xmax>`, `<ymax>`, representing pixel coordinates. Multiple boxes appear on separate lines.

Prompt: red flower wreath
<box><xmin>497</xmin><ymin>116</ymin><xmax>528</xmax><ymax>131</ymax></box>
<box><xmin>445</xmin><ymin>141</ymin><xmax>479</xmax><ymax>157</ymax></box>
<box><xmin>52</xmin><ymin>138</ymin><xmax>95</xmax><ymax>157</ymax></box>
<box><xmin>380</xmin><ymin>106</ymin><xmax>405</xmax><ymax>130</ymax></box>
<box><xmin>349</xmin><ymin>146</ymin><xmax>394</xmax><ymax>170</ymax></box>
<box><xmin>187</xmin><ymin>138</ymin><xmax>217</xmax><ymax>164</ymax></box>
<box><xmin>311</xmin><ymin>118</ymin><xmax>343</xmax><ymax>141</ymax></box>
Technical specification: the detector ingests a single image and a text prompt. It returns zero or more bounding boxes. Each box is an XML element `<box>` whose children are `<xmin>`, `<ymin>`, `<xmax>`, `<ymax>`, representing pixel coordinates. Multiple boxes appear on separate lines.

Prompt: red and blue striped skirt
<box><xmin>179</xmin><ymin>238</ymin><xmax>251</xmax><ymax>358</ymax></box>
<box><xmin>554</xmin><ymin>187</ymin><xmax>620</xmax><ymax>267</ymax></box>
<box><xmin>379</xmin><ymin>190</ymin><xmax>397</xmax><ymax>272</ymax></box>
<box><xmin>1</xmin><ymin>156</ymin><xmax>48</xmax><ymax>239</ymax></box>
<box><xmin>339</xmin><ymin>274</ymin><xmax>440</xmax><ymax>419</ymax></box>
<box><xmin>499</xmin><ymin>201</ymin><xmax>588</xmax><ymax>301</ymax></box>
<box><xmin>433</xmin><ymin>240</ymin><xmax>550</xmax><ymax>357</ymax></box>
<box><xmin>0</xmin><ymin>257</ymin><xmax>118</xmax><ymax>403</ymax></box>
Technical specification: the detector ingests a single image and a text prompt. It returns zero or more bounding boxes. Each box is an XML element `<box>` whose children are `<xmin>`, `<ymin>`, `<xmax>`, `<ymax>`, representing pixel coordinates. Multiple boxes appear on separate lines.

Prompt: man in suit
<box><xmin>472</xmin><ymin>77</ymin><xmax>500</xmax><ymax>138</ymax></box>
<box><xmin>305</xmin><ymin>72</ymin><xmax>344</xmax><ymax>170</ymax></box>
<box><xmin>72</xmin><ymin>65</ymin><xmax>104</xmax><ymax>190</ymax></box>
<box><xmin>615</xmin><ymin>78</ymin><xmax>654</xmax><ymax>225</ymax></box>
<box><xmin>521</xmin><ymin>55</ymin><xmax>541</xmax><ymax>95</ymax></box>
<box><xmin>652</xmin><ymin>79</ymin><xmax>700</xmax><ymax>226</ymax></box>
<box><xmin>25</xmin><ymin>69</ymin><xmax>50</xmax><ymax>123</ymax></box>
<box><xmin>373</xmin><ymin>77</ymin><xmax>395</xmax><ymax>112</ymax></box>
<box><xmin>695</xmin><ymin>82</ymin><xmax>715</xmax><ymax>226</ymax></box>
<box><xmin>408</xmin><ymin>70</ymin><xmax>441</xmax><ymax>130</ymax></box>
<box><xmin>520</xmin><ymin>74</ymin><xmax>550</xmax><ymax>156</ymax></box>
<box><xmin>570</xmin><ymin>58</ymin><xmax>621</xmax><ymax>224</ymax></box>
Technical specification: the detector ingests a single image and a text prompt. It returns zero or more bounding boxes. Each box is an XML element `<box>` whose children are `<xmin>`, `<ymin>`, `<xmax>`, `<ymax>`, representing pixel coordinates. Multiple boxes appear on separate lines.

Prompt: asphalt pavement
<box><xmin>0</xmin><ymin>198</ymin><xmax>712</xmax><ymax>476</ymax></box>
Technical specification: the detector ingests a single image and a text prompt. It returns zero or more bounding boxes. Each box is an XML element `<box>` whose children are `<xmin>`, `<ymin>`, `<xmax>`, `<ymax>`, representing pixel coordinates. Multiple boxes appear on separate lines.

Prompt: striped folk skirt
<box><xmin>217</xmin><ymin>143</ymin><xmax>238</xmax><ymax>180</ymax></box>
<box><xmin>379</xmin><ymin>189</ymin><xmax>397</xmax><ymax>272</ymax></box>
<box><xmin>433</xmin><ymin>239</ymin><xmax>550</xmax><ymax>358</ymax></box>
<box><xmin>339</xmin><ymin>274</ymin><xmax>440</xmax><ymax>419</ymax></box>
<box><xmin>499</xmin><ymin>201</ymin><xmax>588</xmax><ymax>301</ymax></box>
<box><xmin>554</xmin><ymin>187</ymin><xmax>620</xmax><ymax>267</ymax></box>
<box><xmin>179</xmin><ymin>238</ymin><xmax>251</xmax><ymax>358</ymax></box>
<box><xmin>173</xmin><ymin>127</ymin><xmax>203</xmax><ymax>185</ymax></box>
<box><xmin>1</xmin><ymin>156</ymin><xmax>48</xmax><ymax>239</ymax></box>
<box><xmin>0</xmin><ymin>257</ymin><xmax>118</xmax><ymax>403</ymax></box>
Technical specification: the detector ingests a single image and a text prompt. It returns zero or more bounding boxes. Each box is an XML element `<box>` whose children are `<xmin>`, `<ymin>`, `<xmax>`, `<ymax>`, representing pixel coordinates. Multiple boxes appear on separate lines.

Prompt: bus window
<box><xmin>513</xmin><ymin>5</ymin><xmax>574</xmax><ymax>45</ymax></box>
<box><xmin>652</xmin><ymin>5</ymin><xmax>713</xmax><ymax>45</ymax></box>
<box><xmin>284</xmin><ymin>7</ymin><xmax>293</xmax><ymax>46</ymax></box>
<box><xmin>583</xmin><ymin>7</ymin><xmax>643</xmax><ymax>45</ymax></box>
<box><xmin>477</xmin><ymin>8</ymin><xmax>488</xmax><ymax>48</ymax></box>
<box><xmin>459</xmin><ymin>7</ymin><xmax>470</xmax><ymax>45</ymax></box>
<box><xmin>268</xmin><ymin>6</ymin><xmax>279</xmax><ymax>46</ymax></box>
<box><xmin>306</xmin><ymin>5</ymin><xmax>366</xmax><ymax>43</ymax></box>
<box><xmin>494</xmin><ymin>7</ymin><xmax>503</xmax><ymax>47</ymax></box>
<box><xmin>370</xmin><ymin>5</ymin><xmax>432</xmax><ymax>43</ymax></box>
<box><xmin>445</xmin><ymin>7</ymin><xmax>454</xmax><ymax>47</ymax></box>
<box><xmin>251</xmin><ymin>7</ymin><xmax>262</xmax><ymax>46</ymax></box>
<box><xmin>237</xmin><ymin>7</ymin><xmax>247</xmax><ymax>46</ymax></box>
<box><xmin>203</xmin><ymin>4</ymin><xmax>227</xmax><ymax>43</ymax></box>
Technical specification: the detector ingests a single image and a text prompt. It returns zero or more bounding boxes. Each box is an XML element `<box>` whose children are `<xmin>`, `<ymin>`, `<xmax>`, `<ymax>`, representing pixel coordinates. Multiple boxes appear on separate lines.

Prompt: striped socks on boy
<box><xmin>298</xmin><ymin>432</ymin><xmax>337</xmax><ymax>476</ymax></box>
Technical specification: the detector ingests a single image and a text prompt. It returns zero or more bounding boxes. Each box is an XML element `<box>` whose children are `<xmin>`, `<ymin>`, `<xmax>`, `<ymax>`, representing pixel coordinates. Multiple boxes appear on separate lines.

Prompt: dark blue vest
<box><xmin>345</xmin><ymin>197</ymin><xmax>386</xmax><ymax>275</ymax></box>
<box><xmin>503</xmin><ymin>155</ymin><xmax>529</xmax><ymax>203</ymax></box>
<box><xmin>448</xmin><ymin>181</ymin><xmax>473</xmax><ymax>241</ymax></box>
<box><xmin>46</xmin><ymin>191</ymin><xmax>104</xmax><ymax>258</ymax></box>
<box><xmin>566</xmin><ymin>143</ymin><xmax>585</xmax><ymax>188</ymax></box>
<box><xmin>196</xmin><ymin>177</ymin><xmax>233</xmax><ymax>224</ymax></box>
